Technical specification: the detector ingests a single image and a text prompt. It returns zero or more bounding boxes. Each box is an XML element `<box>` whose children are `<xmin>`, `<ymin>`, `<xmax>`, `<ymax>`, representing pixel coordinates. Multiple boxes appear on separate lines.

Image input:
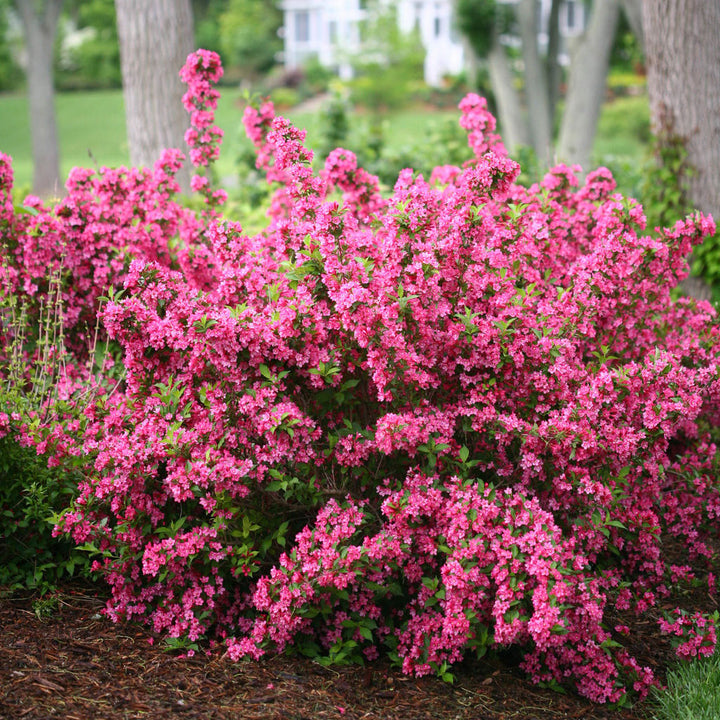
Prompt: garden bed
<box><xmin>0</xmin><ymin>583</ymin><xmax>657</xmax><ymax>720</ymax></box>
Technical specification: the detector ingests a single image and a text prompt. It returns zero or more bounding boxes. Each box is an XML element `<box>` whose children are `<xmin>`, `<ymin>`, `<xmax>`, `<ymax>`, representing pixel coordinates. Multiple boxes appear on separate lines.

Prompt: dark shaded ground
<box><xmin>0</xmin><ymin>582</ymin><xmax>679</xmax><ymax>720</ymax></box>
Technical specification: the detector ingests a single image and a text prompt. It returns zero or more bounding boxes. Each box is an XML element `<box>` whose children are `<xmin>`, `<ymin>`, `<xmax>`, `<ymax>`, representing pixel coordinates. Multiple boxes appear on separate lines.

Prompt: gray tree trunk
<box><xmin>546</xmin><ymin>0</ymin><xmax>562</xmax><ymax>126</ymax></box>
<box><xmin>517</xmin><ymin>0</ymin><xmax>552</xmax><ymax>165</ymax></box>
<box><xmin>487</xmin><ymin>36</ymin><xmax>529</xmax><ymax>153</ymax></box>
<box><xmin>116</xmin><ymin>0</ymin><xmax>194</xmax><ymax>194</ymax></box>
<box><xmin>621</xmin><ymin>0</ymin><xmax>644</xmax><ymax>50</ymax></box>
<box><xmin>556</xmin><ymin>0</ymin><xmax>621</xmax><ymax>171</ymax></box>
<box><xmin>14</xmin><ymin>0</ymin><xmax>63</xmax><ymax>198</ymax></box>
<box><xmin>643</xmin><ymin>0</ymin><xmax>720</xmax><ymax>301</ymax></box>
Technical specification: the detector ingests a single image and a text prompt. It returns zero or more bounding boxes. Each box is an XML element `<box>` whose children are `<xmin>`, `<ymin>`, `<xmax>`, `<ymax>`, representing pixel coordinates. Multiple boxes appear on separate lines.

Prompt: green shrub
<box><xmin>0</xmin><ymin>270</ymin><xmax>94</xmax><ymax>594</ymax></box>
<box><xmin>54</xmin><ymin>0</ymin><xmax>122</xmax><ymax>91</ymax></box>
<box><xmin>597</xmin><ymin>95</ymin><xmax>651</xmax><ymax>146</ymax></box>
<box><xmin>0</xmin><ymin>433</ymin><xmax>91</xmax><ymax>594</ymax></box>
<box><xmin>0</xmin><ymin>2</ymin><xmax>22</xmax><ymax>92</ymax></box>
<box><xmin>640</xmin><ymin>125</ymin><xmax>720</xmax><ymax>301</ymax></box>
<box><xmin>270</xmin><ymin>86</ymin><xmax>301</xmax><ymax>110</ymax></box>
<box><xmin>349</xmin><ymin>2</ymin><xmax>425</xmax><ymax>112</ymax></box>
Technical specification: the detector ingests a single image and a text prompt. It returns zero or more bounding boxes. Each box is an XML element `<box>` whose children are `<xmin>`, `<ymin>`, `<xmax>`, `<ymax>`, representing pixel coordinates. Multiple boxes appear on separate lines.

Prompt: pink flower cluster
<box><xmin>180</xmin><ymin>49</ymin><xmax>224</xmax><ymax>170</ymax></box>
<box><xmin>659</xmin><ymin>608</ymin><xmax>718</xmax><ymax>659</ymax></box>
<box><xmin>3</xmin><ymin>53</ymin><xmax>720</xmax><ymax>705</ymax></box>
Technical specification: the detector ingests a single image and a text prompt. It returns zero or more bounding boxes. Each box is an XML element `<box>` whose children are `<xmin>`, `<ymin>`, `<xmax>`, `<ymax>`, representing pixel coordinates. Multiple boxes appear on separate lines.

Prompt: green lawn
<box><xmin>0</xmin><ymin>88</ymin><xmax>649</xmax><ymax>195</ymax></box>
<box><xmin>0</xmin><ymin>90</ymin><xmax>128</xmax><ymax>193</ymax></box>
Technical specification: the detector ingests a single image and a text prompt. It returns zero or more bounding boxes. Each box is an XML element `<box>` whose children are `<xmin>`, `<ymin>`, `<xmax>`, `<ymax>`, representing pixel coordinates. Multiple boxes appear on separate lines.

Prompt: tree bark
<box><xmin>487</xmin><ymin>37</ymin><xmax>529</xmax><ymax>153</ymax></box>
<box><xmin>517</xmin><ymin>0</ymin><xmax>552</xmax><ymax>165</ymax></box>
<box><xmin>620</xmin><ymin>0</ymin><xmax>644</xmax><ymax>51</ymax></box>
<box><xmin>545</xmin><ymin>0</ymin><xmax>562</xmax><ymax>130</ymax></box>
<box><xmin>643</xmin><ymin>0</ymin><xmax>720</xmax><ymax>218</ymax></box>
<box><xmin>556</xmin><ymin>0</ymin><xmax>621</xmax><ymax>171</ymax></box>
<box><xmin>643</xmin><ymin>0</ymin><xmax>720</xmax><ymax>301</ymax></box>
<box><xmin>13</xmin><ymin>0</ymin><xmax>63</xmax><ymax>198</ymax></box>
<box><xmin>116</xmin><ymin>0</ymin><xmax>194</xmax><ymax>193</ymax></box>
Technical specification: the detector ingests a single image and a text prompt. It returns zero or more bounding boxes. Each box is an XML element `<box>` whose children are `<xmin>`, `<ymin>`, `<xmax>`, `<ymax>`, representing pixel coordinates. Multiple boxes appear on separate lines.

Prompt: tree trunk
<box><xmin>545</xmin><ymin>0</ymin><xmax>562</xmax><ymax>129</ymax></box>
<box><xmin>643</xmin><ymin>0</ymin><xmax>720</xmax><ymax>301</ymax></box>
<box><xmin>487</xmin><ymin>37</ymin><xmax>529</xmax><ymax>154</ymax></box>
<box><xmin>556</xmin><ymin>0</ymin><xmax>621</xmax><ymax>171</ymax></box>
<box><xmin>517</xmin><ymin>0</ymin><xmax>552</xmax><ymax>165</ymax></box>
<box><xmin>14</xmin><ymin>0</ymin><xmax>63</xmax><ymax>198</ymax></box>
<box><xmin>621</xmin><ymin>0</ymin><xmax>644</xmax><ymax>51</ymax></box>
<box><xmin>643</xmin><ymin>0</ymin><xmax>720</xmax><ymax>217</ymax></box>
<box><xmin>116</xmin><ymin>0</ymin><xmax>194</xmax><ymax>193</ymax></box>
<box><xmin>460</xmin><ymin>31</ymin><xmax>480</xmax><ymax>91</ymax></box>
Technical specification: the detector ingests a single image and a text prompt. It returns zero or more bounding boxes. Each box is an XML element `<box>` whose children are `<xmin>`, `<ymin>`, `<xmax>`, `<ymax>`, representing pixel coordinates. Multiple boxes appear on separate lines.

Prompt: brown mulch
<box><xmin>0</xmin><ymin>582</ymin><xmax>674</xmax><ymax>720</ymax></box>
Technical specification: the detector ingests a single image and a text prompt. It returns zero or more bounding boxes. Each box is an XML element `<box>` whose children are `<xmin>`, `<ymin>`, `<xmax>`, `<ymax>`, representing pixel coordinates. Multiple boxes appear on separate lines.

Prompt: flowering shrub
<box><xmin>2</xmin><ymin>51</ymin><xmax>720</xmax><ymax>704</ymax></box>
<box><xmin>659</xmin><ymin>608</ymin><xmax>719</xmax><ymax>660</ymax></box>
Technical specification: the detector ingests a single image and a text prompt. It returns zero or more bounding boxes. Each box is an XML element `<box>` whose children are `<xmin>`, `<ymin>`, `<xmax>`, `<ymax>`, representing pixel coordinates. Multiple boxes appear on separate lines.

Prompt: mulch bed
<box><xmin>0</xmin><ymin>582</ymin><xmax>677</xmax><ymax>720</ymax></box>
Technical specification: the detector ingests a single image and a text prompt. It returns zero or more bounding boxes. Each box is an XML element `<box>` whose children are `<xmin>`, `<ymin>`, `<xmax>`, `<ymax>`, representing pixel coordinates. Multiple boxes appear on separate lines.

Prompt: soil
<box><xmin>0</xmin><ymin>581</ymin><xmax>680</xmax><ymax>720</ymax></box>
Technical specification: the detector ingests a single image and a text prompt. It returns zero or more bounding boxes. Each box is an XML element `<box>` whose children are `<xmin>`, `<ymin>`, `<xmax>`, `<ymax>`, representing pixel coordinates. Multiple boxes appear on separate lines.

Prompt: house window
<box><xmin>329</xmin><ymin>20</ymin><xmax>337</xmax><ymax>44</ymax></box>
<box><xmin>295</xmin><ymin>11</ymin><xmax>310</xmax><ymax>42</ymax></box>
<box><xmin>565</xmin><ymin>0</ymin><xmax>577</xmax><ymax>31</ymax></box>
<box><xmin>434</xmin><ymin>2</ymin><xmax>444</xmax><ymax>37</ymax></box>
<box><xmin>414</xmin><ymin>1</ymin><xmax>422</xmax><ymax>30</ymax></box>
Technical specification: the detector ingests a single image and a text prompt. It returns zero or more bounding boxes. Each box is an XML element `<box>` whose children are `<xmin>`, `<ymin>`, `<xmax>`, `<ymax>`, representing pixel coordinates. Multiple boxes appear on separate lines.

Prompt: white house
<box><xmin>396</xmin><ymin>1</ymin><xmax>465</xmax><ymax>86</ymax></box>
<box><xmin>279</xmin><ymin>0</ymin><xmax>367</xmax><ymax>81</ymax></box>
<box><xmin>278</xmin><ymin>0</ymin><xmax>586</xmax><ymax>88</ymax></box>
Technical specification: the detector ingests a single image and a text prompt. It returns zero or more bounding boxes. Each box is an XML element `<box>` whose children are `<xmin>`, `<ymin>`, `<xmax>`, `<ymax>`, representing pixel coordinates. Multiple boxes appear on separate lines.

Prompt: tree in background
<box><xmin>0</xmin><ymin>0</ymin><xmax>22</xmax><ymax>91</ymax></box>
<box><xmin>643</xmin><ymin>1</ymin><xmax>720</xmax><ymax>222</ymax></box>
<box><xmin>12</xmin><ymin>0</ymin><xmax>63</xmax><ymax>198</ymax></box>
<box><xmin>116</xmin><ymin>0</ymin><xmax>194</xmax><ymax>193</ymax></box>
<box><xmin>217</xmin><ymin>0</ymin><xmax>281</xmax><ymax>83</ymax></box>
<box><xmin>642</xmin><ymin>0</ymin><xmax>720</xmax><ymax>301</ymax></box>
<box><xmin>56</xmin><ymin>0</ymin><xmax>120</xmax><ymax>90</ymax></box>
<box><xmin>192</xmin><ymin>0</ymin><xmax>226</xmax><ymax>66</ymax></box>
<box><xmin>555</xmin><ymin>0</ymin><xmax>621</xmax><ymax>169</ymax></box>
<box><xmin>456</xmin><ymin>0</ymin><xmax>638</xmax><ymax>171</ymax></box>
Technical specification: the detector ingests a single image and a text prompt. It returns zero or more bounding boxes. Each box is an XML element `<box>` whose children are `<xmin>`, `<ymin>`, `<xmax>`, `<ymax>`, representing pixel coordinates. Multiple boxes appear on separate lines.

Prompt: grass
<box><xmin>0</xmin><ymin>90</ymin><xmax>128</xmax><ymax>193</ymax></box>
<box><xmin>650</xmin><ymin>650</ymin><xmax>720</xmax><ymax>720</ymax></box>
<box><xmin>0</xmin><ymin>87</ymin><xmax>457</xmax><ymax>191</ymax></box>
<box><xmin>593</xmin><ymin>93</ymin><xmax>650</xmax><ymax>163</ymax></box>
<box><xmin>0</xmin><ymin>87</ymin><xmax>649</xmax><ymax>195</ymax></box>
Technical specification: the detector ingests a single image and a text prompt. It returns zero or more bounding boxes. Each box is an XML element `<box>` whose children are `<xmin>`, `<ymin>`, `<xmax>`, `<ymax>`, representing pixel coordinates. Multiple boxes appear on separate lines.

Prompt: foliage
<box><xmin>0</xmin><ymin>433</ymin><xmax>92</xmax><ymax>594</ymax></box>
<box><xmin>356</xmin><ymin>115</ymin><xmax>471</xmax><ymax>188</ymax></box>
<box><xmin>192</xmin><ymin>0</ymin><xmax>226</xmax><ymax>69</ymax></box>
<box><xmin>348</xmin><ymin>2</ymin><xmax>425</xmax><ymax>112</ymax></box>
<box><xmin>2</xmin><ymin>51</ymin><xmax>720</xmax><ymax>707</ymax></box>
<box><xmin>55</xmin><ymin>0</ymin><xmax>121</xmax><ymax>90</ymax></box>
<box><xmin>595</xmin><ymin>95</ymin><xmax>651</xmax><ymax>148</ymax></box>
<box><xmin>317</xmin><ymin>87</ymin><xmax>352</xmax><ymax>162</ymax></box>
<box><xmin>217</xmin><ymin>0</ymin><xmax>282</xmax><ymax>80</ymax></box>
<box><xmin>0</xmin><ymin>240</ymin><xmax>93</xmax><ymax>594</ymax></box>
<box><xmin>640</xmin><ymin>124</ymin><xmax>720</xmax><ymax>301</ymax></box>
<box><xmin>455</xmin><ymin>0</ymin><xmax>498</xmax><ymax>58</ymax></box>
<box><xmin>0</xmin><ymin>0</ymin><xmax>22</xmax><ymax>91</ymax></box>
<box><xmin>641</xmin><ymin>131</ymin><xmax>694</xmax><ymax>234</ymax></box>
<box><xmin>269</xmin><ymin>86</ymin><xmax>300</xmax><ymax>110</ymax></box>
<box><xmin>608</xmin><ymin>11</ymin><xmax>644</xmax><ymax>74</ymax></box>
<box><xmin>314</xmin><ymin>92</ymin><xmax>469</xmax><ymax>188</ymax></box>
<box><xmin>298</xmin><ymin>55</ymin><xmax>335</xmax><ymax>99</ymax></box>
